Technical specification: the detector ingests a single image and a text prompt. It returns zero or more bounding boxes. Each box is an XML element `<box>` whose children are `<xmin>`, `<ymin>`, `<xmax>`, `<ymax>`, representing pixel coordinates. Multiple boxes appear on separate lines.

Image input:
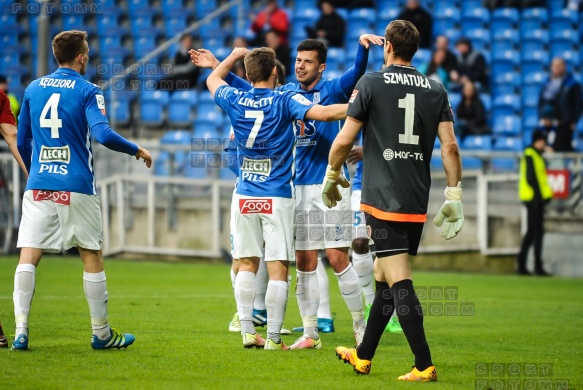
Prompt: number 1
<box><xmin>245</xmin><ymin>110</ymin><xmax>264</xmax><ymax>148</ymax></box>
<box><xmin>398</xmin><ymin>93</ymin><xmax>419</xmax><ymax>145</ymax></box>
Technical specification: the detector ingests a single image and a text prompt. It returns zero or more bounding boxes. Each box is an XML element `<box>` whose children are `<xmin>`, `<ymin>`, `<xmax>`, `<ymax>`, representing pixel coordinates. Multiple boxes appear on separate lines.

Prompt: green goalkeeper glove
<box><xmin>433</xmin><ymin>182</ymin><xmax>464</xmax><ymax>240</ymax></box>
<box><xmin>321</xmin><ymin>165</ymin><xmax>350</xmax><ymax>208</ymax></box>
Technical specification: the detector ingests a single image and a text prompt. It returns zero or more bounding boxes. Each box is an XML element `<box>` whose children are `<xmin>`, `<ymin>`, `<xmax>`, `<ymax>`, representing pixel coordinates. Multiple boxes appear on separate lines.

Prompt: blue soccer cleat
<box><xmin>91</xmin><ymin>328</ymin><xmax>135</xmax><ymax>350</ymax></box>
<box><xmin>292</xmin><ymin>317</ymin><xmax>335</xmax><ymax>333</ymax></box>
<box><xmin>11</xmin><ymin>334</ymin><xmax>29</xmax><ymax>351</ymax></box>
<box><xmin>252</xmin><ymin>309</ymin><xmax>267</xmax><ymax>327</ymax></box>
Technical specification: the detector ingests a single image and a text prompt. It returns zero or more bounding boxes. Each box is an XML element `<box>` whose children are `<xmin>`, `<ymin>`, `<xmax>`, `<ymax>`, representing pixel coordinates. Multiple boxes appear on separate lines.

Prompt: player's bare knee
<box><xmin>352</xmin><ymin>238</ymin><xmax>369</xmax><ymax>254</ymax></box>
<box><xmin>327</xmin><ymin>248</ymin><xmax>350</xmax><ymax>271</ymax></box>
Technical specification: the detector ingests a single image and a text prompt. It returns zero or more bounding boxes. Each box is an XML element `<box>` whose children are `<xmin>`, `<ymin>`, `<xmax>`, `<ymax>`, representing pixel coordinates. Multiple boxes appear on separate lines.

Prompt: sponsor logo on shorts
<box><xmin>239</xmin><ymin>199</ymin><xmax>273</xmax><ymax>214</ymax></box>
<box><xmin>39</xmin><ymin>145</ymin><xmax>70</xmax><ymax>163</ymax></box>
<box><xmin>383</xmin><ymin>148</ymin><xmax>424</xmax><ymax>161</ymax></box>
<box><xmin>241</xmin><ymin>157</ymin><xmax>271</xmax><ymax>176</ymax></box>
<box><xmin>32</xmin><ymin>190</ymin><xmax>71</xmax><ymax>205</ymax></box>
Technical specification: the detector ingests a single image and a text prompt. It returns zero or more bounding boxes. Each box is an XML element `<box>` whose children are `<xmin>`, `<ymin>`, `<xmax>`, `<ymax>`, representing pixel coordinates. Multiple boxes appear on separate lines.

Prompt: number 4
<box><xmin>40</xmin><ymin>93</ymin><xmax>63</xmax><ymax>138</ymax></box>
<box><xmin>244</xmin><ymin>110</ymin><xmax>264</xmax><ymax>148</ymax></box>
<box><xmin>398</xmin><ymin>93</ymin><xmax>419</xmax><ymax>145</ymax></box>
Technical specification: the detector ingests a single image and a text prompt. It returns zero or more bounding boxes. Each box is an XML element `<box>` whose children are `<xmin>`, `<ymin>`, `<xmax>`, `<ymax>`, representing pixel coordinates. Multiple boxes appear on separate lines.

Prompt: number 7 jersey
<box><xmin>18</xmin><ymin>68</ymin><xmax>110</xmax><ymax>195</ymax></box>
<box><xmin>347</xmin><ymin>64</ymin><xmax>454</xmax><ymax>221</ymax></box>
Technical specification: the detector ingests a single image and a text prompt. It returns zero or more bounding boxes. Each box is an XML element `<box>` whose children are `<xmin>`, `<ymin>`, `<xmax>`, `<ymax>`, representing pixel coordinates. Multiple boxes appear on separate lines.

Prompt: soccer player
<box><xmin>192</xmin><ymin>33</ymin><xmax>383</xmax><ymax>349</ymax></box>
<box><xmin>323</xmin><ymin>20</ymin><xmax>463</xmax><ymax>381</ymax></box>
<box><xmin>13</xmin><ymin>30</ymin><xmax>152</xmax><ymax>351</ymax></box>
<box><xmin>207</xmin><ymin>46</ymin><xmax>347</xmax><ymax>349</ymax></box>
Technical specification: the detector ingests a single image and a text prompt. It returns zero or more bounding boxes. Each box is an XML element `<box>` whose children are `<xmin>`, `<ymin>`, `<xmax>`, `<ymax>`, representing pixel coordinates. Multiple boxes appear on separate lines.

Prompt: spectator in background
<box><xmin>231</xmin><ymin>37</ymin><xmax>249</xmax><ymax>81</ymax></box>
<box><xmin>251</xmin><ymin>0</ymin><xmax>289</xmax><ymax>47</ymax></box>
<box><xmin>538</xmin><ymin>58</ymin><xmax>583</xmax><ymax>152</ymax></box>
<box><xmin>265</xmin><ymin>29</ymin><xmax>291</xmax><ymax>76</ymax></box>
<box><xmin>0</xmin><ymin>75</ymin><xmax>20</xmax><ymax>119</ymax></box>
<box><xmin>159</xmin><ymin>34</ymin><xmax>199</xmax><ymax>90</ymax></box>
<box><xmin>454</xmin><ymin>37</ymin><xmax>489</xmax><ymax>91</ymax></box>
<box><xmin>456</xmin><ymin>80</ymin><xmax>490</xmax><ymax>139</ymax></box>
<box><xmin>396</xmin><ymin>0</ymin><xmax>432</xmax><ymax>49</ymax></box>
<box><xmin>434</xmin><ymin>35</ymin><xmax>458</xmax><ymax>80</ymax></box>
<box><xmin>306</xmin><ymin>1</ymin><xmax>346</xmax><ymax>48</ymax></box>
<box><xmin>517</xmin><ymin>130</ymin><xmax>553</xmax><ymax>276</ymax></box>
<box><xmin>343</xmin><ymin>0</ymin><xmax>375</xmax><ymax>9</ymax></box>
<box><xmin>418</xmin><ymin>49</ymin><xmax>449</xmax><ymax>90</ymax></box>
<box><xmin>233</xmin><ymin>36</ymin><xmax>249</xmax><ymax>49</ymax></box>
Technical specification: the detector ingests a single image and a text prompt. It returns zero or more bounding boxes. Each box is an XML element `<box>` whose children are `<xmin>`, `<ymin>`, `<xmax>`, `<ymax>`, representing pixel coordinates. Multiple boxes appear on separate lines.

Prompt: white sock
<box><xmin>265</xmin><ymin>280</ymin><xmax>288</xmax><ymax>342</ymax></box>
<box><xmin>235</xmin><ymin>271</ymin><xmax>256</xmax><ymax>335</ymax></box>
<box><xmin>13</xmin><ymin>264</ymin><xmax>36</xmax><ymax>337</ymax></box>
<box><xmin>253</xmin><ymin>257</ymin><xmax>267</xmax><ymax>311</ymax></box>
<box><xmin>316</xmin><ymin>259</ymin><xmax>332</xmax><ymax>320</ymax></box>
<box><xmin>352</xmin><ymin>251</ymin><xmax>375</xmax><ymax>306</ymax></box>
<box><xmin>83</xmin><ymin>271</ymin><xmax>111</xmax><ymax>340</ymax></box>
<box><xmin>296</xmin><ymin>270</ymin><xmax>319</xmax><ymax>339</ymax></box>
<box><xmin>335</xmin><ymin>264</ymin><xmax>365</xmax><ymax>328</ymax></box>
<box><xmin>230</xmin><ymin>267</ymin><xmax>236</xmax><ymax>292</ymax></box>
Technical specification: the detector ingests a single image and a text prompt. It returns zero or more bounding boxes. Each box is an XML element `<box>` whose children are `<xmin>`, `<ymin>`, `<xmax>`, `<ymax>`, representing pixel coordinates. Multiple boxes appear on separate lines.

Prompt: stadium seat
<box><xmin>99</xmin><ymin>35</ymin><xmax>124</xmax><ymax>54</ymax></box>
<box><xmin>491</xmin><ymin>157</ymin><xmax>518</xmax><ymax>172</ymax></box>
<box><xmin>198</xmin><ymin>91</ymin><xmax>214</xmax><ymax>105</ymax></box>
<box><xmin>326</xmin><ymin>48</ymin><xmax>346</xmax><ymax>71</ymax></box>
<box><xmin>521</xmin><ymin>49</ymin><xmax>549</xmax><ymax>64</ymax></box>
<box><xmin>463</xmin><ymin>28</ymin><xmax>489</xmax><ymax>48</ymax></box>
<box><xmin>168</xmin><ymin>91</ymin><xmax>197</xmax><ymax>128</ymax></box>
<box><xmin>493</xmin><ymin>115</ymin><xmax>521</xmax><ymax>135</ymax></box>
<box><xmin>463</xmin><ymin>135</ymin><xmax>492</xmax><ymax>150</ymax></box>
<box><xmin>434</xmin><ymin>5</ymin><xmax>460</xmax><ymax>22</ymax></box>
<box><xmin>96</xmin><ymin>15</ymin><xmax>127</xmax><ymax>37</ymax></box>
<box><xmin>139</xmin><ymin>90</ymin><xmax>169</xmax><ymax>127</ymax></box>
<box><xmin>480</xmin><ymin>94</ymin><xmax>491</xmax><ymax>112</ymax></box>
<box><xmin>522</xmin><ymin>85</ymin><xmax>541</xmax><ymax>108</ymax></box>
<box><xmin>196</xmin><ymin>0</ymin><xmax>217</xmax><ymax>16</ymax></box>
<box><xmin>133</xmin><ymin>34</ymin><xmax>158</xmax><ymax>59</ymax></box>
<box><xmin>550</xmin><ymin>29</ymin><xmax>578</xmax><ymax>47</ymax></box>
<box><xmin>522</xmin><ymin>71</ymin><xmax>546</xmax><ymax>86</ymax></box>
<box><xmin>491</xmin><ymin>137</ymin><xmax>522</xmax><ymax>171</ymax></box>
<box><xmin>494</xmin><ymin>136</ymin><xmax>522</xmax><ymax>151</ymax></box>
<box><xmin>415</xmin><ymin>48</ymin><xmax>431</xmax><ymax>65</ymax></box>
<box><xmin>550</xmin><ymin>8</ymin><xmax>578</xmax><ymax>27</ymax></box>
<box><xmin>493</xmin><ymin>94</ymin><xmax>521</xmax><ymax>114</ymax></box>
<box><xmin>492</xmin><ymin>28</ymin><xmax>519</xmax><ymax>44</ymax></box>
<box><xmin>492</xmin><ymin>8</ymin><xmax>519</xmax><ymax>28</ymax></box>
<box><xmin>461</xmin><ymin>7</ymin><xmax>489</xmax><ymax>31</ymax></box>
<box><xmin>523</xmin><ymin>107</ymin><xmax>539</xmax><ymax>130</ymax></box>
<box><xmin>109</xmin><ymin>95</ymin><xmax>132</xmax><ymax>127</ymax></box>
<box><xmin>448</xmin><ymin>92</ymin><xmax>461</xmax><ymax>111</ymax></box>
<box><xmin>522</xmin><ymin>7</ymin><xmax>548</xmax><ymax>24</ymax></box>
<box><xmin>165</xmin><ymin>14</ymin><xmax>188</xmax><ymax>38</ymax></box>
<box><xmin>130</xmin><ymin>15</ymin><xmax>160</xmax><ymax>37</ymax></box>
<box><xmin>63</xmin><ymin>14</ymin><xmax>92</xmax><ymax>34</ymax></box>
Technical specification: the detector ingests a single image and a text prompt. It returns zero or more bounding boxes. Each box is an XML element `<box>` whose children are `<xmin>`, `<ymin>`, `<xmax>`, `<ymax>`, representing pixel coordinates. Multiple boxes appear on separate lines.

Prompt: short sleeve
<box><xmin>215</xmin><ymin>85</ymin><xmax>237</xmax><ymax>112</ymax></box>
<box><xmin>0</xmin><ymin>90</ymin><xmax>16</xmax><ymax>125</ymax></box>
<box><xmin>85</xmin><ymin>87</ymin><xmax>109</xmax><ymax>128</ymax></box>
<box><xmin>346</xmin><ymin>76</ymin><xmax>371</xmax><ymax>122</ymax></box>
<box><xmin>440</xmin><ymin>87</ymin><xmax>455</xmax><ymax>123</ymax></box>
<box><xmin>286</xmin><ymin>93</ymin><xmax>315</xmax><ymax>121</ymax></box>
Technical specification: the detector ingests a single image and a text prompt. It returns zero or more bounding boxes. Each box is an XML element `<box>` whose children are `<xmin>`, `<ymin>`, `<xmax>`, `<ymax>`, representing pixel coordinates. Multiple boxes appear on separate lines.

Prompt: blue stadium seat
<box><xmin>522</xmin><ymin>107</ymin><xmax>539</xmax><ymax>131</ymax></box>
<box><xmin>62</xmin><ymin>15</ymin><xmax>92</xmax><ymax>34</ymax></box>
<box><xmin>493</xmin><ymin>115</ymin><xmax>521</xmax><ymax>135</ymax></box>
<box><xmin>133</xmin><ymin>34</ymin><xmax>157</xmax><ymax>59</ymax></box>
<box><xmin>415</xmin><ymin>48</ymin><xmax>431</xmax><ymax>65</ymax></box>
<box><xmin>131</xmin><ymin>15</ymin><xmax>161</xmax><ymax>37</ymax></box>
<box><xmin>165</xmin><ymin>14</ymin><xmax>188</xmax><ymax>38</ymax></box>
<box><xmin>492</xmin><ymin>28</ymin><xmax>519</xmax><ymax>44</ymax></box>
<box><xmin>463</xmin><ymin>135</ymin><xmax>492</xmax><ymax>150</ymax></box>
<box><xmin>196</xmin><ymin>109</ymin><xmax>224</xmax><ymax>128</ymax></box>
<box><xmin>522</xmin><ymin>7</ymin><xmax>548</xmax><ymax>24</ymax></box>
<box><xmin>376</xmin><ymin>0</ymin><xmax>400</xmax><ymax>10</ymax></box>
<box><xmin>435</xmin><ymin>5</ymin><xmax>460</xmax><ymax>21</ymax></box>
<box><xmin>492</xmin><ymin>61</ymin><xmax>518</xmax><ymax>78</ymax></box>
<box><xmin>550</xmin><ymin>8</ymin><xmax>578</xmax><ymax>27</ymax></box>
<box><xmin>521</xmin><ymin>29</ymin><xmax>549</xmax><ymax>48</ymax></box>
<box><xmin>378</xmin><ymin>7</ymin><xmax>399</xmax><ymax>23</ymax></box>
<box><xmin>167</xmin><ymin>91</ymin><xmax>197</xmax><ymax>127</ymax></box>
<box><xmin>441</xmin><ymin>28</ymin><xmax>461</xmax><ymax>43</ymax></box>
<box><xmin>522</xmin><ymin>71</ymin><xmax>546</xmax><ymax>86</ymax></box>
<box><xmin>492</xmin><ymin>41</ymin><xmax>516</xmax><ymax>54</ymax></box>
<box><xmin>96</xmin><ymin>15</ymin><xmax>127</xmax><ymax>37</ymax></box>
<box><xmin>550</xmin><ymin>29</ymin><xmax>578</xmax><ymax>47</ymax></box>
<box><xmin>492</xmin><ymin>8</ymin><xmax>519</xmax><ymax>27</ymax></box>
<box><xmin>491</xmin><ymin>157</ymin><xmax>518</xmax><ymax>172</ymax></box>
<box><xmin>522</xmin><ymin>49</ymin><xmax>549</xmax><ymax>64</ymax></box>
<box><xmin>196</xmin><ymin>0</ymin><xmax>216</xmax><ymax>16</ymax></box>
<box><xmin>494</xmin><ymin>136</ymin><xmax>522</xmax><ymax>151</ymax></box>
<box><xmin>99</xmin><ymin>35</ymin><xmax>124</xmax><ymax>54</ymax></box>
<box><xmin>326</xmin><ymin>48</ymin><xmax>346</xmax><ymax>71</ymax></box>
<box><xmin>492</xmin><ymin>72</ymin><xmax>519</xmax><ymax>96</ymax></box>
<box><xmin>480</xmin><ymin>94</ymin><xmax>491</xmax><ymax>112</ymax></box>
<box><xmin>493</xmin><ymin>94</ymin><xmax>521</xmax><ymax>114</ymax></box>
<box><xmin>193</xmin><ymin>121</ymin><xmax>219</xmax><ymax>137</ymax></box>
<box><xmin>522</xmin><ymin>85</ymin><xmax>541</xmax><ymax>108</ymax></box>
<box><xmin>109</xmin><ymin>95</ymin><xmax>132</xmax><ymax>127</ymax></box>
<box><xmin>463</xmin><ymin>28</ymin><xmax>489</xmax><ymax>48</ymax></box>
<box><xmin>139</xmin><ymin>90</ymin><xmax>169</xmax><ymax>126</ymax></box>
<box><xmin>349</xmin><ymin>8</ymin><xmax>376</xmax><ymax>24</ymax></box>
<box><xmin>461</xmin><ymin>7</ymin><xmax>489</xmax><ymax>31</ymax></box>
<box><xmin>448</xmin><ymin>92</ymin><xmax>461</xmax><ymax>111</ymax></box>
<box><xmin>161</xmin><ymin>0</ymin><xmax>184</xmax><ymax>15</ymax></box>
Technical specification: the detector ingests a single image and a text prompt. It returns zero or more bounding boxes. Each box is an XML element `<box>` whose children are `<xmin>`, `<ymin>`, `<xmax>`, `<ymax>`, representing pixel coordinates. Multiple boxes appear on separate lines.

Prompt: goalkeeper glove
<box><xmin>433</xmin><ymin>182</ymin><xmax>464</xmax><ymax>240</ymax></box>
<box><xmin>321</xmin><ymin>165</ymin><xmax>350</xmax><ymax>208</ymax></box>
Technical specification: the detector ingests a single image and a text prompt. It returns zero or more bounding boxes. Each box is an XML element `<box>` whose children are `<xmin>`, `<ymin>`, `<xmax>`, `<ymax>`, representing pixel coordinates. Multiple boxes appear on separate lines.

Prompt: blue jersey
<box><xmin>18</xmin><ymin>68</ymin><xmax>121</xmax><ymax>195</ymax></box>
<box><xmin>353</xmin><ymin>161</ymin><xmax>362</xmax><ymax>191</ymax></box>
<box><xmin>215</xmin><ymin>85</ymin><xmax>315</xmax><ymax>198</ymax></box>
<box><xmin>280</xmin><ymin>78</ymin><xmax>350</xmax><ymax>185</ymax></box>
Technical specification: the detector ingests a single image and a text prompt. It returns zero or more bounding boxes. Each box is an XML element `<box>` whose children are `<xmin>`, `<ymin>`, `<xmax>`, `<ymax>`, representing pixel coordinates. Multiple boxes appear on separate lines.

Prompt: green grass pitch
<box><xmin>0</xmin><ymin>257</ymin><xmax>581</xmax><ymax>389</ymax></box>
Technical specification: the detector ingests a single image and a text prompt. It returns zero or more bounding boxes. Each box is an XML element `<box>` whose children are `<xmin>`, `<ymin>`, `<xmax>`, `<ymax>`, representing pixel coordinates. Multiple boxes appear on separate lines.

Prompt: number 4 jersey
<box><xmin>348</xmin><ymin>64</ymin><xmax>454</xmax><ymax>222</ymax></box>
<box><xmin>214</xmin><ymin>85</ymin><xmax>315</xmax><ymax>198</ymax></box>
<box><xmin>19</xmin><ymin>68</ymin><xmax>113</xmax><ymax>195</ymax></box>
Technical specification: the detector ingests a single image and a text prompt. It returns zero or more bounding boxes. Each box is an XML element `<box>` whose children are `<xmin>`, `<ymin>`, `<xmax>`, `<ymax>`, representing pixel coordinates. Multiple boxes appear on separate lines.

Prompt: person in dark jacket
<box><xmin>159</xmin><ymin>34</ymin><xmax>199</xmax><ymax>90</ymax></box>
<box><xmin>454</xmin><ymin>37</ymin><xmax>489</xmax><ymax>91</ymax></box>
<box><xmin>435</xmin><ymin>35</ymin><xmax>458</xmax><ymax>79</ymax></box>
<box><xmin>265</xmin><ymin>29</ymin><xmax>292</xmax><ymax>76</ymax></box>
<box><xmin>456</xmin><ymin>80</ymin><xmax>490</xmax><ymax>138</ymax></box>
<box><xmin>538</xmin><ymin>57</ymin><xmax>583</xmax><ymax>152</ymax></box>
<box><xmin>396</xmin><ymin>0</ymin><xmax>433</xmax><ymax>48</ymax></box>
<box><xmin>306</xmin><ymin>1</ymin><xmax>346</xmax><ymax>48</ymax></box>
<box><xmin>517</xmin><ymin>130</ymin><xmax>554</xmax><ymax>276</ymax></box>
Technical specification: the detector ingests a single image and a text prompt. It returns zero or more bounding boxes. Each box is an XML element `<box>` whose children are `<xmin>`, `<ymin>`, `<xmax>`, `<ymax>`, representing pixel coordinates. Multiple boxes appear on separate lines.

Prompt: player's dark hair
<box><xmin>296</xmin><ymin>39</ymin><xmax>327</xmax><ymax>64</ymax></box>
<box><xmin>244</xmin><ymin>47</ymin><xmax>276</xmax><ymax>83</ymax></box>
<box><xmin>52</xmin><ymin>30</ymin><xmax>88</xmax><ymax>65</ymax></box>
<box><xmin>275</xmin><ymin>60</ymin><xmax>286</xmax><ymax>86</ymax></box>
<box><xmin>385</xmin><ymin>20</ymin><xmax>419</xmax><ymax>62</ymax></box>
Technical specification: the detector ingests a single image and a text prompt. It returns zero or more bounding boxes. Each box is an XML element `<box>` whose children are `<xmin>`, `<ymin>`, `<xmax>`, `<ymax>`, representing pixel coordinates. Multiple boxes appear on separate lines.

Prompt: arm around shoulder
<box><xmin>304</xmin><ymin>103</ymin><xmax>348</xmax><ymax>122</ymax></box>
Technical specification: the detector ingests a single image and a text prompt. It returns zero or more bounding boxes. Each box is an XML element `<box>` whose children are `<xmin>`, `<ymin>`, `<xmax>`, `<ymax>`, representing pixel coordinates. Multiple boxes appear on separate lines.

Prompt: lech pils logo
<box><xmin>39</xmin><ymin>145</ymin><xmax>70</xmax><ymax>164</ymax></box>
<box><xmin>241</xmin><ymin>157</ymin><xmax>272</xmax><ymax>176</ymax></box>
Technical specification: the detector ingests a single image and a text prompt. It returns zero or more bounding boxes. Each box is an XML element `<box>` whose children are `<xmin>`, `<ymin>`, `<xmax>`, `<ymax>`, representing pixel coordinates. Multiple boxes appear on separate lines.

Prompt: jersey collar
<box><xmin>387</xmin><ymin>64</ymin><xmax>416</xmax><ymax>70</ymax></box>
<box><xmin>54</xmin><ymin>67</ymin><xmax>82</xmax><ymax>77</ymax></box>
<box><xmin>296</xmin><ymin>78</ymin><xmax>326</xmax><ymax>93</ymax></box>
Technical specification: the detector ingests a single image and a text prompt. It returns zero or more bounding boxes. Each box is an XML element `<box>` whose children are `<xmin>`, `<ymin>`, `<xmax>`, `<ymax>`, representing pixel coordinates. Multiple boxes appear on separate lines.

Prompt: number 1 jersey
<box><xmin>19</xmin><ymin>68</ymin><xmax>110</xmax><ymax>195</ymax></box>
<box><xmin>347</xmin><ymin>64</ymin><xmax>454</xmax><ymax>221</ymax></box>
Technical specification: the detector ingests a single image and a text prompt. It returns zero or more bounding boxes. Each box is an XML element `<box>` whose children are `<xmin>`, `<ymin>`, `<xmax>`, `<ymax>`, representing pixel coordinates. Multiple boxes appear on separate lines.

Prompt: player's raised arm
<box><xmin>304</xmin><ymin>103</ymin><xmax>348</xmax><ymax>122</ymax></box>
<box><xmin>337</xmin><ymin>34</ymin><xmax>384</xmax><ymax>96</ymax></box>
<box><xmin>190</xmin><ymin>48</ymin><xmax>252</xmax><ymax>91</ymax></box>
<box><xmin>207</xmin><ymin>47</ymin><xmax>249</xmax><ymax>97</ymax></box>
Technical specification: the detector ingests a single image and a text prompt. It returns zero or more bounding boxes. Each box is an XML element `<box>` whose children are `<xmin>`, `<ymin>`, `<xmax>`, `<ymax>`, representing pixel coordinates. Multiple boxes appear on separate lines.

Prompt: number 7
<box><xmin>245</xmin><ymin>110</ymin><xmax>264</xmax><ymax>148</ymax></box>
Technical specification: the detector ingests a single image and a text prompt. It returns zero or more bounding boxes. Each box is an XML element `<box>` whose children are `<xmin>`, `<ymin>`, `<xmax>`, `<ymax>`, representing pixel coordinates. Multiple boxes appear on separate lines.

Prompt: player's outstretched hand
<box><xmin>321</xmin><ymin>165</ymin><xmax>350</xmax><ymax>208</ymax></box>
<box><xmin>135</xmin><ymin>146</ymin><xmax>152</xmax><ymax>168</ymax></box>
<box><xmin>359</xmin><ymin>34</ymin><xmax>385</xmax><ymax>49</ymax></box>
<box><xmin>189</xmin><ymin>49</ymin><xmax>219</xmax><ymax>69</ymax></box>
<box><xmin>231</xmin><ymin>47</ymin><xmax>249</xmax><ymax>59</ymax></box>
<box><xmin>347</xmin><ymin>146</ymin><xmax>363</xmax><ymax>164</ymax></box>
<box><xmin>433</xmin><ymin>183</ymin><xmax>464</xmax><ymax>240</ymax></box>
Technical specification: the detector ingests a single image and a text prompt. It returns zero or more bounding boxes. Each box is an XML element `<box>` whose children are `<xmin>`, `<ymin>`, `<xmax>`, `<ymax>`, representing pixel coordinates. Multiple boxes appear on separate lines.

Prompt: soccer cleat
<box><xmin>335</xmin><ymin>346</ymin><xmax>371</xmax><ymax>375</ymax></box>
<box><xmin>280</xmin><ymin>325</ymin><xmax>292</xmax><ymax>335</ymax></box>
<box><xmin>398</xmin><ymin>366</ymin><xmax>437</xmax><ymax>382</ymax></box>
<box><xmin>242</xmin><ymin>332</ymin><xmax>266</xmax><ymax>349</ymax></box>
<box><xmin>289</xmin><ymin>334</ymin><xmax>322</xmax><ymax>350</ymax></box>
<box><xmin>11</xmin><ymin>334</ymin><xmax>29</xmax><ymax>351</ymax></box>
<box><xmin>229</xmin><ymin>312</ymin><xmax>241</xmax><ymax>332</ymax></box>
<box><xmin>264</xmin><ymin>339</ymin><xmax>290</xmax><ymax>350</ymax></box>
<box><xmin>386</xmin><ymin>317</ymin><xmax>403</xmax><ymax>333</ymax></box>
<box><xmin>364</xmin><ymin>304</ymin><xmax>372</xmax><ymax>323</ymax></box>
<box><xmin>91</xmin><ymin>328</ymin><xmax>135</xmax><ymax>350</ymax></box>
<box><xmin>354</xmin><ymin>323</ymin><xmax>366</xmax><ymax>347</ymax></box>
<box><xmin>252</xmin><ymin>309</ymin><xmax>267</xmax><ymax>327</ymax></box>
<box><xmin>292</xmin><ymin>317</ymin><xmax>335</xmax><ymax>333</ymax></box>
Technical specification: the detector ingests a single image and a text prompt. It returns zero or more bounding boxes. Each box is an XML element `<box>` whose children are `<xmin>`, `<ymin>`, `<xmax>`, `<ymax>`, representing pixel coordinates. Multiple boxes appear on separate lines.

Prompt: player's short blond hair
<box><xmin>244</xmin><ymin>48</ymin><xmax>276</xmax><ymax>84</ymax></box>
<box><xmin>52</xmin><ymin>30</ymin><xmax>88</xmax><ymax>65</ymax></box>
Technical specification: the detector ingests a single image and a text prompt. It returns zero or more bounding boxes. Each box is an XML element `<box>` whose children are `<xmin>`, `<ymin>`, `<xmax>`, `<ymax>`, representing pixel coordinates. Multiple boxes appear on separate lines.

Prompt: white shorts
<box><xmin>295</xmin><ymin>184</ymin><xmax>352</xmax><ymax>251</ymax></box>
<box><xmin>351</xmin><ymin>189</ymin><xmax>368</xmax><ymax>239</ymax></box>
<box><xmin>233</xmin><ymin>193</ymin><xmax>295</xmax><ymax>262</ymax></box>
<box><xmin>17</xmin><ymin>190</ymin><xmax>103</xmax><ymax>252</ymax></box>
<box><xmin>229</xmin><ymin>188</ymin><xmax>238</xmax><ymax>259</ymax></box>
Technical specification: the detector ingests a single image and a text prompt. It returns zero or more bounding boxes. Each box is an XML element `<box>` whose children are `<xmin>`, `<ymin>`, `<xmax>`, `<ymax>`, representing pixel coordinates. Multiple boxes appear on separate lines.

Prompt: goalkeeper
<box><xmin>322</xmin><ymin>20</ymin><xmax>463</xmax><ymax>382</ymax></box>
